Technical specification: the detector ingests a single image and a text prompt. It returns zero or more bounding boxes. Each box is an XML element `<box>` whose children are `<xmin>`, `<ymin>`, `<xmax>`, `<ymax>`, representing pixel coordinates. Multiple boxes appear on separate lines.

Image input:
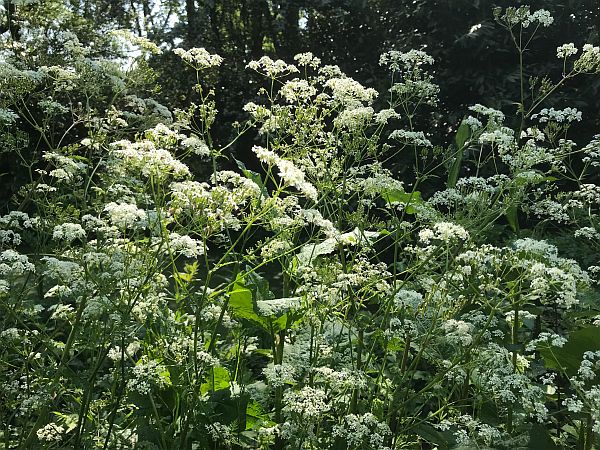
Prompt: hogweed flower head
<box><xmin>174</xmin><ymin>47</ymin><xmax>223</xmax><ymax>70</ymax></box>
<box><xmin>557</xmin><ymin>43</ymin><xmax>578</xmax><ymax>59</ymax></box>
<box><xmin>247</xmin><ymin>56</ymin><xmax>299</xmax><ymax>78</ymax></box>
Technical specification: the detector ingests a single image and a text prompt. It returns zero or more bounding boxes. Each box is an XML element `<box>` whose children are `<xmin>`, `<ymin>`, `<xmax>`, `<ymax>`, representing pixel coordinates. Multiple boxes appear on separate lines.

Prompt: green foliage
<box><xmin>2</xmin><ymin>3</ymin><xmax>600</xmax><ymax>450</ymax></box>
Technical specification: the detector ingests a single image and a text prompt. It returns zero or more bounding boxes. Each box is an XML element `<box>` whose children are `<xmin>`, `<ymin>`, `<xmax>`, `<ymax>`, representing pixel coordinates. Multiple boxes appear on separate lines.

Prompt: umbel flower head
<box><xmin>174</xmin><ymin>47</ymin><xmax>223</xmax><ymax>70</ymax></box>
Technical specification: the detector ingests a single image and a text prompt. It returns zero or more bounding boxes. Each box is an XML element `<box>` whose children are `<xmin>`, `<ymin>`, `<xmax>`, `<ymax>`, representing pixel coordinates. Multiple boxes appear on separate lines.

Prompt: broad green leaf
<box><xmin>381</xmin><ymin>189</ymin><xmax>422</xmax><ymax>214</ymax></box>
<box><xmin>229</xmin><ymin>280</ymin><xmax>270</xmax><ymax>331</ymax></box>
<box><xmin>245</xmin><ymin>400</ymin><xmax>274</xmax><ymax>429</ymax></box>
<box><xmin>527</xmin><ymin>424</ymin><xmax>560</xmax><ymax>450</ymax></box>
<box><xmin>229</xmin><ymin>274</ymin><xmax>295</xmax><ymax>333</ymax></box>
<box><xmin>413</xmin><ymin>423</ymin><xmax>451</xmax><ymax>449</ymax></box>
<box><xmin>201</xmin><ymin>366</ymin><xmax>230</xmax><ymax>394</ymax></box>
<box><xmin>539</xmin><ymin>326</ymin><xmax>600</xmax><ymax>376</ymax></box>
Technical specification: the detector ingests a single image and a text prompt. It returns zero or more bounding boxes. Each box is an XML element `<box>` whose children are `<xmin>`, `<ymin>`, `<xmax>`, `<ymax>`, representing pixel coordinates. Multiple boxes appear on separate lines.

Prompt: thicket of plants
<box><xmin>2</xmin><ymin>2</ymin><xmax>600</xmax><ymax>449</ymax></box>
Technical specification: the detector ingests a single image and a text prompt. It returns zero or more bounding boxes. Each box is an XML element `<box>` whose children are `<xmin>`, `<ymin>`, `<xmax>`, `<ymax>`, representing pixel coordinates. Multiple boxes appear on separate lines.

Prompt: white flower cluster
<box><xmin>36</xmin><ymin>422</ymin><xmax>64</xmax><ymax>442</ymax></box>
<box><xmin>389</xmin><ymin>129</ymin><xmax>432</xmax><ymax>147</ymax></box>
<box><xmin>394</xmin><ymin>289</ymin><xmax>423</xmax><ymax>309</ymax></box>
<box><xmin>283</xmin><ymin>386</ymin><xmax>330</xmax><ymax>419</ymax></box>
<box><xmin>478</xmin><ymin>127</ymin><xmax>515</xmax><ymax>148</ymax></box>
<box><xmin>528</xmin><ymin>263</ymin><xmax>580</xmax><ymax>308</ymax></box>
<box><xmin>0</xmin><ymin>229</ymin><xmax>21</xmax><ymax>246</ymax></box>
<box><xmin>574</xmin><ymin>44</ymin><xmax>600</xmax><ymax>73</ymax></box>
<box><xmin>379</xmin><ymin>50</ymin><xmax>435</xmax><ymax>72</ymax></box>
<box><xmin>174</xmin><ymin>47</ymin><xmax>223</xmax><ymax>70</ymax></box>
<box><xmin>442</xmin><ymin>319</ymin><xmax>473</xmax><ymax>346</ymax></box>
<box><xmin>43</xmin><ymin>151</ymin><xmax>88</xmax><ymax>182</ymax></box>
<box><xmin>332</xmin><ymin>413</ymin><xmax>391</xmax><ymax>449</ymax></box>
<box><xmin>582</xmin><ymin>135</ymin><xmax>600</xmax><ymax>167</ymax></box>
<box><xmin>280</xmin><ymin>79</ymin><xmax>317</xmax><ymax>103</ymax></box>
<box><xmin>573</xmin><ymin>184</ymin><xmax>600</xmax><ymax>205</ymax></box>
<box><xmin>557</xmin><ymin>43</ymin><xmax>578</xmax><ymax>58</ymax></box>
<box><xmin>181</xmin><ymin>135</ymin><xmax>210</xmax><ymax>156</ymax></box>
<box><xmin>313</xmin><ymin>367</ymin><xmax>367</xmax><ymax>391</ymax></box>
<box><xmin>42</xmin><ymin>257</ymin><xmax>83</xmax><ymax>283</ymax></box>
<box><xmin>252</xmin><ymin>146</ymin><xmax>317</xmax><ymax>201</ymax></box>
<box><xmin>324</xmin><ymin>77</ymin><xmax>378</xmax><ymax>107</ymax></box>
<box><xmin>296</xmin><ymin>208</ymin><xmax>337</xmax><ymax>237</ymax></box>
<box><xmin>126</xmin><ymin>358</ymin><xmax>170</xmax><ymax>395</ymax></box>
<box><xmin>168</xmin><ymin>233</ymin><xmax>204</xmax><ymax>258</ymax></box>
<box><xmin>522</xmin><ymin>9</ymin><xmax>554</xmax><ymax>27</ymax></box>
<box><xmin>374</xmin><ymin>108</ymin><xmax>400</xmax><ymax>124</ymax></box>
<box><xmin>296</xmin><ymin>228</ymin><xmax>379</xmax><ymax>269</ymax></box>
<box><xmin>263</xmin><ymin>363</ymin><xmax>296</xmax><ymax>388</ymax></box>
<box><xmin>260</xmin><ymin>238</ymin><xmax>292</xmax><ymax>259</ymax></box>
<box><xmin>389</xmin><ymin>78</ymin><xmax>439</xmax><ymax>103</ymax></box>
<box><xmin>334</xmin><ymin>106</ymin><xmax>374</xmax><ymax>130</ymax></box>
<box><xmin>212</xmin><ymin>170</ymin><xmax>262</xmax><ymax>200</ymax></box>
<box><xmin>294</xmin><ymin>52</ymin><xmax>321</xmax><ymax>68</ymax></box>
<box><xmin>0</xmin><ymin>107</ymin><xmax>18</xmax><ymax>125</ymax></box>
<box><xmin>256</xmin><ymin>297</ymin><xmax>300</xmax><ymax>316</ymax></box>
<box><xmin>110</xmin><ymin>139</ymin><xmax>190</xmax><ymax>179</ymax></box>
<box><xmin>463</xmin><ymin>115</ymin><xmax>483</xmax><ymax>131</ymax></box>
<box><xmin>247</xmin><ymin>56</ymin><xmax>299</xmax><ymax>77</ymax></box>
<box><xmin>104</xmin><ymin>202</ymin><xmax>147</xmax><ymax>229</ymax></box>
<box><xmin>469</xmin><ymin>104</ymin><xmax>505</xmax><ymax>125</ymax></box>
<box><xmin>358</xmin><ymin>170</ymin><xmax>405</xmax><ymax>198</ymax></box>
<box><xmin>574</xmin><ymin>227</ymin><xmax>600</xmax><ymax>240</ymax></box>
<box><xmin>0</xmin><ymin>250</ymin><xmax>35</xmax><ymax>277</ymax></box>
<box><xmin>532</xmin><ymin>107</ymin><xmax>582</xmax><ymax>123</ymax></box>
<box><xmin>501</xmin><ymin>6</ymin><xmax>554</xmax><ymax>28</ymax></box>
<box><xmin>419</xmin><ymin>222</ymin><xmax>470</xmax><ymax>244</ymax></box>
<box><xmin>52</xmin><ymin>222</ymin><xmax>86</xmax><ymax>243</ymax></box>
<box><xmin>0</xmin><ymin>211</ymin><xmax>38</xmax><ymax>230</ymax></box>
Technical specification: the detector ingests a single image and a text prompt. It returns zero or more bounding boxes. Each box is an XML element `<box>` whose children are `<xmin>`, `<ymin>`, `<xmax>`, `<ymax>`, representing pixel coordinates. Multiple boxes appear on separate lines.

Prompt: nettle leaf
<box><xmin>539</xmin><ymin>326</ymin><xmax>600</xmax><ymax>376</ymax></box>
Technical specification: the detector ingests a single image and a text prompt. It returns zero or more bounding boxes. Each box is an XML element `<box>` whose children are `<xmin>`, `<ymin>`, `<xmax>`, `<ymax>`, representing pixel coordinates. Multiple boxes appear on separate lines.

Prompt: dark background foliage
<box><xmin>1</xmin><ymin>0</ymin><xmax>599</xmax><ymax>204</ymax></box>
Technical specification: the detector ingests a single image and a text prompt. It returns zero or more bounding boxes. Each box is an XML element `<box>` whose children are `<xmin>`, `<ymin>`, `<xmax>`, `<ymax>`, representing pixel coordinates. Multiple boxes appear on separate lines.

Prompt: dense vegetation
<box><xmin>1</xmin><ymin>1</ymin><xmax>600</xmax><ymax>449</ymax></box>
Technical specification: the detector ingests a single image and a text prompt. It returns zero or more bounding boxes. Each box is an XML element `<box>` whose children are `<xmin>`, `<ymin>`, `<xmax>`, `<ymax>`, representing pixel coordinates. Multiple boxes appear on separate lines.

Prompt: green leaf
<box><xmin>235</xmin><ymin>158</ymin><xmax>269</xmax><ymax>198</ymax></box>
<box><xmin>447</xmin><ymin>120</ymin><xmax>471</xmax><ymax>188</ymax></box>
<box><xmin>527</xmin><ymin>424</ymin><xmax>559</xmax><ymax>450</ymax></box>
<box><xmin>413</xmin><ymin>423</ymin><xmax>451</xmax><ymax>449</ymax></box>
<box><xmin>245</xmin><ymin>400</ymin><xmax>274</xmax><ymax>429</ymax></box>
<box><xmin>539</xmin><ymin>326</ymin><xmax>600</xmax><ymax>376</ymax></box>
<box><xmin>229</xmin><ymin>279</ymin><xmax>271</xmax><ymax>332</ymax></box>
<box><xmin>201</xmin><ymin>366</ymin><xmax>230</xmax><ymax>394</ymax></box>
<box><xmin>455</xmin><ymin>120</ymin><xmax>471</xmax><ymax>149</ymax></box>
<box><xmin>505</xmin><ymin>205</ymin><xmax>519</xmax><ymax>232</ymax></box>
<box><xmin>381</xmin><ymin>189</ymin><xmax>422</xmax><ymax>214</ymax></box>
